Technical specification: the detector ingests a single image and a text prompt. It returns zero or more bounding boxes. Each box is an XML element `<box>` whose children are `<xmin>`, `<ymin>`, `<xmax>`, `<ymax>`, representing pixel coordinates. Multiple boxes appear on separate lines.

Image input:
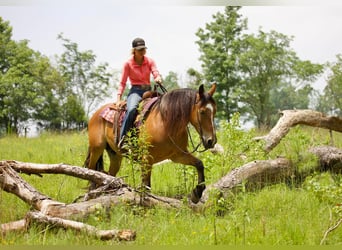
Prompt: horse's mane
<box><xmin>155</xmin><ymin>88</ymin><xmax>197</xmax><ymax>136</ymax></box>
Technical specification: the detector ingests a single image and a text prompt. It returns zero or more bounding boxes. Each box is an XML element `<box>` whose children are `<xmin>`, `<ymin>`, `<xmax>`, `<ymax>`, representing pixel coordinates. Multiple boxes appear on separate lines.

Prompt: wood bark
<box><xmin>254</xmin><ymin>109</ymin><xmax>342</xmax><ymax>152</ymax></box>
<box><xmin>309</xmin><ymin>146</ymin><xmax>342</xmax><ymax>173</ymax></box>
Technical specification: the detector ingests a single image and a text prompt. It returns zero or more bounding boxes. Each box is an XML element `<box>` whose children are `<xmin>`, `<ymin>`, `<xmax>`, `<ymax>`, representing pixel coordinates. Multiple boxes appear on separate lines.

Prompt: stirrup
<box><xmin>118</xmin><ymin>136</ymin><xmax>126</xmax><ymax>149</ymax></box>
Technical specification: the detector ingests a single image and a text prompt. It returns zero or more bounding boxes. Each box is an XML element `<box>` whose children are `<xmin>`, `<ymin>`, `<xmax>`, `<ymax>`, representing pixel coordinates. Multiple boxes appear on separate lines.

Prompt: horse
<box><xmin>84</xmin><ymin>83</ymin><xmax>217</xmax><ymax>203</ymax></box>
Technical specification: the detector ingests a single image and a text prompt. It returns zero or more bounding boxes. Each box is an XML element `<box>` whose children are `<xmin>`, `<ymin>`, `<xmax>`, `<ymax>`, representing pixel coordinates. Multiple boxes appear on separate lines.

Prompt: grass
<box><xmin>0</xmin><ymin>120</ymin><xmax>342</xmax><ymax>246</ymax></box>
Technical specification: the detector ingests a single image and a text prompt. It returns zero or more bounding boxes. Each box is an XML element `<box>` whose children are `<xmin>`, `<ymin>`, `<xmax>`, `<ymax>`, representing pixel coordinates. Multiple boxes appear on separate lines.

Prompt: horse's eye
<box><xmin>199</xmin><ymin>109</ymin><xmax>206</xmax><ymax>115</ymax></box>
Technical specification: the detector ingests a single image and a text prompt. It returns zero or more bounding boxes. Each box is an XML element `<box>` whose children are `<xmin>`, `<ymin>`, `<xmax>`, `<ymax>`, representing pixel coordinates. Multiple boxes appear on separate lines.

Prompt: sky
<box><xmin>1</xmin><ymin>0</ymin><xmax>342</xmax><ymax>92</ymax></box>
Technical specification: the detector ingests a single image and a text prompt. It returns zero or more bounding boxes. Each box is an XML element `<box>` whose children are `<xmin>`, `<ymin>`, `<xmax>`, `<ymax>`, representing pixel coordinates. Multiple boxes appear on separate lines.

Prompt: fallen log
<box><xmin>2</xmin><ymin>160</ymin><xmax>125</xmax><ymax>188</ymax></box>
<box><xmin>0</xmin><ymin>157</ymin><xmax>317</xmax><ymax>238</ymax></box>
<box><xmin>0</xmin><ymin>211</ymin><xmax>135</xmax><ymax>241</ymax></box>
<box><xmin>25</xmin><ymin>211</ymin><xmax>136</xmax><ymax>241</ymax></box>
<box><xmin>199</xmin><ymin>157</ymin><xmax>293</xmax><ymax>204</ymax></box>
<box><xmin>0</xmin><ymin>162</ymin><xmax>137</xmax><ymax>240</ymax></box>
<box><xmin>254</xmin><ymin>109</ymin><xmax>342</xmax><ymax>152</ymax></box>
<box><xmin>309</xmin><ymin>146</ymin><xmax>342</xmax><ymax>173</ymax></box>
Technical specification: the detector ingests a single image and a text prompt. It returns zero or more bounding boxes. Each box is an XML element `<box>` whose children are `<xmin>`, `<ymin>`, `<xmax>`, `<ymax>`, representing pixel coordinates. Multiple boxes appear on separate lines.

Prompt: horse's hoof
<box><xmin>190</xmin><ymin>184</ymin><xmax>206</xmax><ymax>204</ymax></box>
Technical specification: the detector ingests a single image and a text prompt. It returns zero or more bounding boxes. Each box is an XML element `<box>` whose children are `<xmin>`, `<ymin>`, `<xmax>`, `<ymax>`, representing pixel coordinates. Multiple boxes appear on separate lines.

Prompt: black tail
<box><xmin>83</xmin><ymin>147</ymin><xmax>104</xmax><ymax>172</ymax></box>
<box><xmin>83</xmin><ymin>148</ymin><xmax>91</xmax><ymax>168</ymax></box>
<box><xmin>95</xmin><ymin>154</ymin><xmax>104</xmax><ymax>172</ymax></box>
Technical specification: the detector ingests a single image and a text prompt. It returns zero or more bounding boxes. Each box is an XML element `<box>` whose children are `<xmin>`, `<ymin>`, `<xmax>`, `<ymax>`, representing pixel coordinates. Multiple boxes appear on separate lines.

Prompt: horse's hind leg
<box><xmin>106</xmin><ymin>144</ymin><xmax>122</xmax><ymax>176</ymax></box>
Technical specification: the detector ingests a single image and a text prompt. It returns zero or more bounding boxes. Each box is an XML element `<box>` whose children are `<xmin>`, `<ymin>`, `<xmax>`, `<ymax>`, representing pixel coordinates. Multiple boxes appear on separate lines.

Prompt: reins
<box><xmin>155</xmin><ymin>83</ymin><xmax>209</xmax><ymax>154</ymax></box>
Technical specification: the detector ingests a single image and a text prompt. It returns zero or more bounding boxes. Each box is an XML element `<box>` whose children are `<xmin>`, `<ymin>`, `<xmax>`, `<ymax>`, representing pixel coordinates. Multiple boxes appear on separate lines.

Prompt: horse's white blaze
<box><xmin>206</xmin><ymin>103</ymin><xmax>215</xmax><ymax>133</ymax></box>
<box><xmin>206</xmin><ymin>103</ymin><xmax>214</xmax><ymax>113</ymax></box>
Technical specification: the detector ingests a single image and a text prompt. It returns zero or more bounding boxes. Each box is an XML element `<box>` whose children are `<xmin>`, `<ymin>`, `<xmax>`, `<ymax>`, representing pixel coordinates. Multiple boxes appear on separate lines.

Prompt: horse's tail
<box><xmin>83</xmin><ymin>147</ymin><xmax>104</xmax><ymax>172</ymax></box>
<box><xmin>83</xmin><ymin>148</ymin><xmax>90</xmax><ymax>169</ymax></box>
<box><xmin>95</xmin><ymin>155</ymin><xmax>104</xmax><ymax>172</ymax></box>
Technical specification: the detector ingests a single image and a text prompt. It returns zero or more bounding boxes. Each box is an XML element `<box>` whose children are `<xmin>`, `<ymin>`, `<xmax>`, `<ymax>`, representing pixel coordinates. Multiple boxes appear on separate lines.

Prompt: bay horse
<box><xmin>84</xmin><ymin>83</ymin><xmax>217</xmax><ymax>203</ymax></box>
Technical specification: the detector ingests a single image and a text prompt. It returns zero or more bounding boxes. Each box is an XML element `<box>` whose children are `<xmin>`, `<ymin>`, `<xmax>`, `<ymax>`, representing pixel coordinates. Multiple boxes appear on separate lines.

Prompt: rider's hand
<box><xmin>116</xmin><ymin>94</ymin><xmax>121</xmax><ymax>104</ymax></box>
<box><xmin>155</xmin><ymin>76</ymin><xmax>162</xmax><ymax>84</ymax></box>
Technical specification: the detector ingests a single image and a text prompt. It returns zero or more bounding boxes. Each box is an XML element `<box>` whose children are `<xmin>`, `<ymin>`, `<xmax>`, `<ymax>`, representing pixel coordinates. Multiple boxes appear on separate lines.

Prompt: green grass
<box><xmin>1</xmin><ymin>122</ymin><xmax>342</xmax><ymax>246</ymax></box>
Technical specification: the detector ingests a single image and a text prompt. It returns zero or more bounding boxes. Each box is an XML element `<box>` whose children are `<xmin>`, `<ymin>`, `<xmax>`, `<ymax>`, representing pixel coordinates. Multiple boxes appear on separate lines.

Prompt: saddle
<box><xmin>100</xmin><ymin>91</ymin><xmax>160</xmax><ymax>145</ymax></box>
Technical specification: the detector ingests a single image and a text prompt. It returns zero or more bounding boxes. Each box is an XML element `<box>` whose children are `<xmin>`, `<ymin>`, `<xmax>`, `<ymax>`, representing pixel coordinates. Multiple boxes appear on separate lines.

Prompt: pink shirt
<box><xmin>118</xmin><ymin>56</ymin><xmax>160</xmax><ymax>96</ymax></box>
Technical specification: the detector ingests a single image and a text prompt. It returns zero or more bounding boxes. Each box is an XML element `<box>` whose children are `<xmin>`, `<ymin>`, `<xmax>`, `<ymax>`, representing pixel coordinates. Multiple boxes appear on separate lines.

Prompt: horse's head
<box><xmin>191</xmin><ymin>83</ymin><xmax>217</xmax><ymax>149</ymax></box>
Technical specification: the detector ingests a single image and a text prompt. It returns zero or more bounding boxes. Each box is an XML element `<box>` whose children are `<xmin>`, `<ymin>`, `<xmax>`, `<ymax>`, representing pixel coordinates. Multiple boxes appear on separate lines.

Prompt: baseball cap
<box><xmin>132</xmin><ymin>38</ymin><xmax>147</xmax><ymax>50</ymax></box>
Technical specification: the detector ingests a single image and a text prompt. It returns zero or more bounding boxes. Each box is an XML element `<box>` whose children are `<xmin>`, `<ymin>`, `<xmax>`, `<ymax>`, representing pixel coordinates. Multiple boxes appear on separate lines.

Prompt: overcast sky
<box><xmin>1</xmin><ymin>1</ymin><xmax>342</xmax><ymax>91</ymax></box>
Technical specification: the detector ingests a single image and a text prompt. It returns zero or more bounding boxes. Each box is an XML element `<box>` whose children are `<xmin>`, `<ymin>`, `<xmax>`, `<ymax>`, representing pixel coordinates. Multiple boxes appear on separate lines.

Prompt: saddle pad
<box><xmin>99</xmin><ymin>97</ymin><xmax>159</xmax><ymax>125</ymax></box>
<box><xmin>135</xmin><ymin>97</ymin><xmax>159</xmax><ymax>127</ymax></box>
<box><xmin>100</xmin><ymin>107</ymin><xmax>116</xmax><ymax>123</ymax></box>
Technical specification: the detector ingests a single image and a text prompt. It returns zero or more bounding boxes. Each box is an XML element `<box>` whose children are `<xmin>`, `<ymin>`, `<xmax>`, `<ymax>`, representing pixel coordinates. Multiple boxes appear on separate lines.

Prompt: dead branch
<box><xmin>0</xmin><ymin>162</ymin><xmax>138</xmax><ymax>239</ymax></box>
<box><xmin>25</xmin><ymin>211</ymin><xmax>136</xmax><ymax>241</ymax></box>
<box><xmin>0</xmin><ymin>212</ymin><xmax>135</xmax><ymax>241</ymax></box>
<box><xmin>0</xmin><ymin>219</ymin><xmax>26</xmax><ymax>236</ymax></box>
<box><xmin>254</xmin><ymin>110</ymin><xmax>342</xmax><ymax>152</ymax></box>
<box><xmin>2</xmin><ymin>160</ymin><xmax>125</xmax><ymax>188</ymax></box>
<box><xmin>199</xmin><ymin>158</ymin><xmax>292</xmax><ymax>204</ymax></box>
<box><xmin>320</xmin><ymin>218</ymin><xmax>342</xmax><ymax>245</ymax></box>
<box><xmin>309</xmin><ymin>146</ymin><xmax>342</xmax><ymax>173</ymax></box>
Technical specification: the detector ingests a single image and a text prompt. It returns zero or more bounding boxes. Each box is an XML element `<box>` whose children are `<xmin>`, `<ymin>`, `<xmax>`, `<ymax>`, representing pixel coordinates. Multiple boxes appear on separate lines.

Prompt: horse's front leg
<box><xmin>171</xmin><ymin>153</ymin><xmax>206</xmax><ymax>204</ymax></box>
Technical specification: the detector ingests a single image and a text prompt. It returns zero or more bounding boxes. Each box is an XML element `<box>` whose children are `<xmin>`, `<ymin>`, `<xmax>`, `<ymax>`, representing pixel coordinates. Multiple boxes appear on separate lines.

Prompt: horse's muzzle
<box><xmin>203</xmin><ymin>135</ymin><xmax>217</xmax><ymax>149</ymax></box>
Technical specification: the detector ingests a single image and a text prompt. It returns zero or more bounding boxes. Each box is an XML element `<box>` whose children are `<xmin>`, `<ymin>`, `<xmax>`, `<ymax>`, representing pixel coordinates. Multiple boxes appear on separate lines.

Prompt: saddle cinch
<box><xmin>99</xmin><ymin>91</ymin><xmax>161</xmax><ymax>145</ymax></box>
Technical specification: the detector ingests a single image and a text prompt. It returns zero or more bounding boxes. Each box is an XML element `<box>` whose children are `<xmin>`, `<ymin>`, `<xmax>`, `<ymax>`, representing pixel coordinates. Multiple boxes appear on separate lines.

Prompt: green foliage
<box><xmin>120</xmin><ymin>128</ymin><xmax>152</xmax><ymax>190</ymax></box>
<box><xmin>57</xmin><ymin>34</ymin><xmax>113</xmax><ymax>118</ymax></box>
<box><xmin>0</xmin><ymin>17</ymin><xmax>64</xmax><ymax>134</ymax></box>
<box><xmin>237</xmin><ymin>30</ymin><xmax>323</xmax><ymax>128</ymax></box>
<box><xmin>196</xmin><ymin>6</ymin><xmax>246</xmax><ymax>120</ymax></box>
<box><xmin>317</xmin><ymin>54</ymin><xmax>342</xmax><ymax>116</ymax></box>
<box><xmin>304</xmin><ymin>173</ymin><xmax>342</xmax><ymax>218</ymax></box>
<box><xmin>202</xmin><ymin>113</ymin><xmax>266</xmax><ymax>184</ymax></box>
<box><xmin>186</xmin><ymin>67</ymin><xmax>204</xmax><ymax>89</ymax></box>
<box><xmin>161</xmin><ymin>71</ymin><xmax>180</xmax><ymax>90</ymax></box>
<box><xmin>0</xmin><ymin>19</ymin><xmax>117</xmax><ymax>135</ymax></box>
<box><xmin>195</xmin><ymin>7</ymin><xmax>323</xmax><ymax>128</ymax></box>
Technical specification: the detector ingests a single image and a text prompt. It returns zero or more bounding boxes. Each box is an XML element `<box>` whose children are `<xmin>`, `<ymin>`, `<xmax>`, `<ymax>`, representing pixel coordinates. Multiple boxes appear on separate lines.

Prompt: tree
<box><xmin>195</xmin><ymin>7</ymin><xmax>323</xmax><ymax>128</ymax></box>
<box><xmin>186</xmin><ymin>68</ymin><xmax>204</xmax><ymax>89</ymax></box>
<box><xmin>196</xmin><ymin>6</ymin><xmax>247</xmax><ymax>121</ymax></box>
<box><xmin>0</xmin><ymin>18</ymin><xmax>64</xmax><ymax>135</ymax></box>
<box><xmin>57</xmin><ymin>34</ymin><xmax>113</xmax><ymax>118</ymax></box>
<box><xmin>162</xmin><ymin>71</ymin><xmax>180</xmax><ymax>91</ymax></box>
<box><xmin>317</xmin><ymin>54</ymin><xmax>342</xmax><ymax>116</ymax></box>
<box><xmin>237</xmin><ymin>30</ymin><xmax>323</xmax><ymax>128</ymax></box>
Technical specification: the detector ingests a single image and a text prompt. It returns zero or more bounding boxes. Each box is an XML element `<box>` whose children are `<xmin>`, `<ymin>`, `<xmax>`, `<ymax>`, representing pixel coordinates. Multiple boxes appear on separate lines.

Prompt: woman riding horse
<box><xmin>85</xmin><ymin>81</ymin><xmax>217</xmax><ymax>203</ymax></box>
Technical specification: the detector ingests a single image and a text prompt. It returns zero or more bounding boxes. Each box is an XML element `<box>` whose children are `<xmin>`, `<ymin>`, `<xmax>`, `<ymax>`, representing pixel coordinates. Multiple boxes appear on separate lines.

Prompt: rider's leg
<box><xmin>119</xmin><ymin>88</ymin><xmax>144</xmax><ymax>147</ymax></box>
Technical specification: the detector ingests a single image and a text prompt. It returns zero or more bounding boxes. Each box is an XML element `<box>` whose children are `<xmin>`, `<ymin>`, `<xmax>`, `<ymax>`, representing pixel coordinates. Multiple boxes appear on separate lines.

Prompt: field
<box><xmin>0</xmin><ymin>118</ymin><xmax>341</xmax><ymax>246</ymax></box>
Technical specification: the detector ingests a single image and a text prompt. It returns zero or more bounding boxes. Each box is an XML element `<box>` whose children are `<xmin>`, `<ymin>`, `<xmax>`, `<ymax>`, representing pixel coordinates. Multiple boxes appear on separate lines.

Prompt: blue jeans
<box><xmin>120</xmin><ymin>86</ymin><xmax>147</xmax><ymax>140</ymax></box>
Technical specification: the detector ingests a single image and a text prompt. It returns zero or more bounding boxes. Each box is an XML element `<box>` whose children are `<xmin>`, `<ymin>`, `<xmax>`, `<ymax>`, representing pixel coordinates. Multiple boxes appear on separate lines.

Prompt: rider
<box><xmin>117</xmin><ymin>37</ymin><xmax>162</xmax><ymax>149</ymax></box>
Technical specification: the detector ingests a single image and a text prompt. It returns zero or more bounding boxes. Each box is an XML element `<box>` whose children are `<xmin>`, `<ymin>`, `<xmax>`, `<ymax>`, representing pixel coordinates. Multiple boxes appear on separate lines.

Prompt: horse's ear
<box><xmin>196</xmin><ymin>84</ymin><xmax>205</xmax><ymax>103</ymax></box>
<box><xmin>208</xmin><ymin>82</ymin><xmax>216</xmax><ymax>97</ymax></box>
<box><xmin>198</xmin><ymin>84</ymin><xmax>205</xmax><ymax>97</ymax></box>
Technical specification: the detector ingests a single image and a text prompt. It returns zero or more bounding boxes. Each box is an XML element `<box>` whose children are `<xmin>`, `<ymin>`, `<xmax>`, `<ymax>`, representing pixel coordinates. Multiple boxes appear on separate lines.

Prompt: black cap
<box><xmin>132</xmin><ymin>38</ymin><xmax>147</xmax><ymax>50</ymax></box>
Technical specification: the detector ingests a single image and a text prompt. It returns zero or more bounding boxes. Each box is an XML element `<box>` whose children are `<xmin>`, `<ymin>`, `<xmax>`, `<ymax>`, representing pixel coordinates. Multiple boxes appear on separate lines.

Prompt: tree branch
<box><xmin>320</xmin><ymin>218</ymin><xmax>342</xmax><ymax>245</ymax></box>
<box><xmin>26</xmin><ymin>211</ymin><xmax>136</xmax><ymax>241</ymax></box>
<box><xmin>254</xmin><ymin>109</ymin><xmax>342</xmax><ymax>152</ymax></box>
<box><xmin>199</xmin><ymin>158</ymin><xmax>292</xmax><ymax>204</ymax></box>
